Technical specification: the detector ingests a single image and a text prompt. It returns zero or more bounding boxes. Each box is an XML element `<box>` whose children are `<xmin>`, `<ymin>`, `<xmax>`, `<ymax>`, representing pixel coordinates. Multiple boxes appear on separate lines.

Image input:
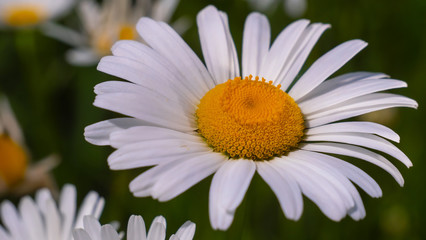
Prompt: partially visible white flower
<box><xmin>43</xmin><ymin>0</ymin><xmax>185</xmax><ymax>66</ymax></box>
<box><xmin>0</xmin><ymin>0</ymin><xmax>75</xmax><ymax>28</ymax></box>
<box><xmin>0</xmin><ymin>184</ymin><xmax>105</xmax><ymax>240</ymax></box>
<box><xmin>0</xmin><ymin>96</ymin><xmax>58</xmax><ymax>197</ymax></box>
<box><xmin>247</xmin><ymin>0</ymin><xmax>307</xmax><ymax>18</ymax></box>
<box><xmin>73</xmin><ymin>215</ymin><xmax>196</xmax><ymax>240</ymax></box>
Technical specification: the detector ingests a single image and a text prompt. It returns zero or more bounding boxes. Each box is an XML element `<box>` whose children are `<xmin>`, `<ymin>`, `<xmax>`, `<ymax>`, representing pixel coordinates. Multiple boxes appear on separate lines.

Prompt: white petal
<box><xmin>66</xmin><ymin>48</ymin><xmax>99</xmax><ymax>66</ymax></box>
<box><xmin>82</xmin><ymin>216</ymin><xmax>101</xmax><ymax>240</ymax></box>
<box><xmin>259</xmin><ymin>19</ymin><xmax>310</xmax><ymax>82</ymax></box>
<box><xmin>1</xmin><ymin>200</ymin><xmax>28</xmax><ymax>240</ymax></box>
<box><xmin>256</xmin><ymin>161</ymin><xmax>303</xmax><ymax>220</ymax></box>
<box><xmin>108</xmin><ymin>42</ymin><xmax>201</xmax><ymax>107</ymax></box>
<box><xmin>289</xmin><ymin>40</ymin><xmax>367</xmax><ymax>100</ymax></box>
<box><xmin>84</xmin><ymin>118</ymin><xmax>146</xmax><ymax>146</ymax></box>
<box><xmin>197</xmin><ymin>6</ymin><xmax>239</xmax><ymax>84</ymax></box>
<box><xmin>94</xmin><ymin>80</ymin><xmax>195</xmax><ymax>118</ymax></box>
<box><xmin>174</xmin><ymin>221</ymin><xmax>196</xmax><ymax>240</ymax></box>
<box><xmin>304</xmin><ymin>132</ymin><xmax>412</xmax><ymax>167</ymax></box>
<box><xmin>292</xmin><ymin>150</ymin><xmax>382</xmax><ymax>198</ymax></box>
<box><xmin>109</xmin><ymin>126</ymin><xmax>199</xmax><ymax>149</ymax></box>
<box><xmin>151</xmin><ymin>0</ymin><xmax>180</xmax><ymax>22</ymax></box>
<box><xmin>306</xmin><ymin>121</ymin><xmax>400</xmax><ymax>142</ymax></box>
<box><xmin>299</xmin><ymin>79</ymin><xmax>407</xmax><ymax>114</ymax></box>
<box><xmin>98</xmin><ymin>56</ymin><xmax>198</xmax><ymax>105</ymax></box>
<box><xmin>108</xmin><ymin>140</ymin><xmax>209</xmax><ymax>170</ymax></box>
<box><xmin>299</xmin><ymin>142</ymin><xmax>404</xmax><ymax>186</ymax></box>
<box><xmin>147</xmin><ymin>222</ymin><xmax>166</xmax><ymax>240</ymax></box>
<box><xmin>273</xmin><ymin>158</ymin><xmax>347</xmax><ymax>221</ymax></box>
<box><xmin>94</xmin><ymin>92</ymin><xmax>194</xmax><ymax>132</ymax></box>
<box><xmin>18</xmin><ymin>197</ymin><xmax>45</xmax><ymax>240</ymax></box>
<box><xmin>100</xmin><ymin>225</ymin><xmax>120</xmax><ymax>240</ymax></box>
<box><xmin>290</xmin><ymin>151</ymin><xmax>366</xmax><ymax>220</ymax></box>
<box><xmin>242</xmin><ymin>12</ymin><xmax>270</xmax><ymax>77</ymax></box>
<box><xmin>277</xmin><ymin>22</ymin><xmax>330</xmax><ymax>91</ymax></box>
<box><xmin>152</xmin><ymin>152</ymin><xmax>225</xmax><ymax>201</ymax></box>
<box><xmin>73</xmin><ymin>229</ymin><xmax>93</xmax><ymax>240</ymax></box>
<box><xmin>59</xmin><ymin>184</ymin><xmax>77</xmax><ymax>240</ymax></box>
<box><xmin>136</xmin><ymin>17</ymin><xmax>214</xmax><ymax>95</ymax></box>
<box><xmin>45</xmin><ymin>199</ymin><xmax>61</xmax><ymax>240</ymax></box>
<box><xmin>209</xmin><ymin>160</ymin><xmax>256</xmax><ymax>230</ymax></box>
<box><xmin>74</xmin><ymin>192</ymin><xmax>103</xmax><ymax>229</ymax></box>
<box><xmin>297</xmin><ymin>71</ymin><xmax>389</xmax><ymax>101</ymax></box>
<box><xmin>0</xmin><ymin>97</ymin><xmax>24</xmax><ymax>145</ymax></box>
<box><xmin>0</xmin><ymin>226</ymin><xmax>11</xmax><ymax>240</ymax></box>
<box><xmin>127</xmin><ymin>215</ymin><xmax>147</xmax><ymax>240</ymax></box>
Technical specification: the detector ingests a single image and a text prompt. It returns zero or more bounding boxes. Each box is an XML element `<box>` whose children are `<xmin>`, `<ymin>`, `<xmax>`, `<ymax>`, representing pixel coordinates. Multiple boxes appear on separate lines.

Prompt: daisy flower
<box><xmin>0</xmin><ymin>0</ymin><xmax>75</xmax><ymax>28</ymax></box>
<box><xmin>73</xmin><ymin>215</ymin><xmax>196</xmax><ymax>240</ymax></box>
<box><xmin>247</xmin><ymin>0</ymin><xmax>307</xmax><ymax>18</ymax></box>
<box><xmin>0</xmin><ymin>184</ymin><xmax>104</xmax><ymax>240</ymax></box>
<box><xmin>0</xmin><ymin>96</ymin><xmax>58</xmax><ymax>197</ymax></box>
<box><xmin>43</xmin><ymin>0</ymin><xmax>185</xmax><ymax>66</ymax></box>
<box><xmin>85</xmin><ymin>5</ymin><xmax>417</xmax><ymax>230</ymax></box>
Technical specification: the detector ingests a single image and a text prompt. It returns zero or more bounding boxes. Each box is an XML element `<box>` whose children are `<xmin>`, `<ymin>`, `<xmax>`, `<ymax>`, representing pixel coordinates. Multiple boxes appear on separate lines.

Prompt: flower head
<box><xmin>0</xmin><ymin>0</ymin><xmax>75</xmax><ymax>27</ymax></box>
<box><xmin>0</xmin><ymin>184</ymin><xmax>104</xmax><ymax>239</ymax></box>
<box><xmin>85</xmin><ymin>5</ymin><xmax>417</xmax><ymax>230</ymax></box>
<box><xmin>0</xmin><ymin>96</ymin><xmax>58</xmax><ymax>196</ymax></box>
<box><xmin>43</xmin><ymin>0</ymin><xmax>185</xmax><ymax>66</ymax></box>
<box><xmin>73</xmin><ymin>215</ymin><xmax>195</xmax><ymax>240</ymax></box>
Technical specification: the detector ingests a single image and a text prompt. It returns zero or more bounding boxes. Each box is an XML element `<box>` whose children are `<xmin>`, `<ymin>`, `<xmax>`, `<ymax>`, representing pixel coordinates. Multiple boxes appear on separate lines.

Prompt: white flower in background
<box><xmin>85</xmin><ymin>5</ymin><xmax>417</xmax><ymax>230</ymax></box>
<box><xmin>43</xmin><ymin>0</ymin><xmax>185</xmax><ymax>66</ymax></box>
<box><xmin>0</xmin><ymin>96</ymin><xmax>59</xmax><ymax>197</ymax></box>
<box><xmin>73</xmin><ymin>215</ymin><xmax>195</xmax><ymax>240</ymax></box>
<box><xmin>247</xmin><ymin>0</ymin><xmax>307</xmax><ymax>18</ymax></box>
<box><xmin>0</xmin><ymin>0</ymin><xmax>75</xmax><ymax>27</ymax></box>
<box><xmin>0</xmin><ymin>184</ymin><xmax>104</xmax><ymax>240</ymax></box>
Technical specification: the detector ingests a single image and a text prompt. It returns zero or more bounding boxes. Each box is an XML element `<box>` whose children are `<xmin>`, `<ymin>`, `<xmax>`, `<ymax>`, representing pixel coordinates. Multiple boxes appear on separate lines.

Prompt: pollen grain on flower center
<box><xmin>196</xmin><ymin>75</ymin><xmax>305</xmax><ymax>160</ymax></box>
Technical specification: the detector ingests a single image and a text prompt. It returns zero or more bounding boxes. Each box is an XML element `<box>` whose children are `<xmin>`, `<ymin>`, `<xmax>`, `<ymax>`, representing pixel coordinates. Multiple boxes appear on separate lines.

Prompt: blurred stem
<box><xmin>14</xmin><ymin>28</ymin><xmax>44</xmax><ymax>110</ymax></box>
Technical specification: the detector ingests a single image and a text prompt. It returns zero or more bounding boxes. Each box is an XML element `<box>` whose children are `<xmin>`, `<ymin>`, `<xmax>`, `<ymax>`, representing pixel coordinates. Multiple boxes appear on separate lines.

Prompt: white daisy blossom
<box><xmin>0</xmin><ymin>0</ymin><xmax>75</xmax><ymax>27</ymax></box>
<box><xmin>85</xmin><ymin>5</ymin><xmax>417</xmax><ymax>230</ymax></box>
<box><xmin>0</xmin><ymin>184</ymin><xmax>105</xmax><ymax>240</ymax></box>
<box><xmin>0</xmin><ymin>97</ymin><xmax>58</xmax><ymax>196</ymax></box>
<box><xmin>73</xmin><ymin>215</ymin><xmax>196</xmax><ymax>240</ymax></box>
<box><xmin>42</xmin><ymin>0</ymin><xmax>185</xmax><ymax>66</ymax></box>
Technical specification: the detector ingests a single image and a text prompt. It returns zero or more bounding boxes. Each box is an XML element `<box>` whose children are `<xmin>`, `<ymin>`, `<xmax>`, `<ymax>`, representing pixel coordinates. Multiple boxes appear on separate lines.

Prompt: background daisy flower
<box><xmin>0</xmin><ymin>0</ymin><xmax>75</xmax><ymax>28</ymax></box>
<box><xmin>73</xmin><ymin>215</ymin><xmax>196</xmax><ymax>240</ymax></box>
<box><xmin>43</xmin><ymin>0</ymin><xmax>186</xmax><ymax>66</ymax></box>
<box><xmin>0</xmin><ymin>184</ymin><xmax>104</xmax><ymax>239</ymax></box>
<box><xmin>85</xmin><ymin>5</ymin><xmax>417</xmax><ymax>231</ymax></box>
<box><xmin>0</xmin><ymin>96</ymin><xmax>58</xmax><ymax>197</ymax></box>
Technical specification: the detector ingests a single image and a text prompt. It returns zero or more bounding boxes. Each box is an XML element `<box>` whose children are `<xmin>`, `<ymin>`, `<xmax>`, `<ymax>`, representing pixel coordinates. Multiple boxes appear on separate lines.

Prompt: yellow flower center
<box><xmin>4</xmin><ymin>5</ymin><xmax>44</xmax><ymax>27</ymax></box>
<box><xmin>0</xmin><ymin>135</ymin><xmax>27</xmax><ymax>186</ymax></box>
<box><xmin>93</xmin><ymin>25</ymin><xmax>136</xmax><ymax>56</ymax></box>
<box><xmin>196</xmin><ymin>76</ymin><xmax>305</xmax><ymax>160</ymax></box>
<box><xmin>119</xmin><ymin>25</ymin><xmax>136</xmax><ymax>40</ymax></box>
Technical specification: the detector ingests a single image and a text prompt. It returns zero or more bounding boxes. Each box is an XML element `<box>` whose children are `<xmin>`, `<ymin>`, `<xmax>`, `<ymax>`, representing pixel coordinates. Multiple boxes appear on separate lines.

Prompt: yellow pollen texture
<box><xmin>196</xmin><ymin>76</ymin><xmax>305</xmax><ymax>160</ymax></box>
<box><xmin>119</xmin><ymin>25</ymin><xmax>136</xmax><ymax>40</ymax></box>
<box><xmin>0</xmin><ymin>135</ymin><xmax>27</xmax><ymax>186</ymax></box>
<box><xmin>4</xmin><ymin>5</ymin><xmax>44</xmax><ymax>27</ymax></box>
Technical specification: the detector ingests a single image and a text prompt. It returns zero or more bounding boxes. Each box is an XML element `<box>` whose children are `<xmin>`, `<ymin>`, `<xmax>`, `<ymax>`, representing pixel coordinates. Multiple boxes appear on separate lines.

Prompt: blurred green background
<box><xmin>0</xmin><ymin>0</ymin><xmax>425</xmax><ymax>239</ymax></box>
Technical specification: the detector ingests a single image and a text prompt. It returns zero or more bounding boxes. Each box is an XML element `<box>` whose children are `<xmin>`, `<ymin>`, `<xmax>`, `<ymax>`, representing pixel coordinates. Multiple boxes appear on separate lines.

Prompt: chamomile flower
<box><xmin>43</xmin><ymin>0</ymin><xmax>185</xmax><ymax>66</ymax></box>
<box><xmin>85</xmin><ymin>5</ymin><xmax>417</xmax><ymax>230</ymax></box>
<box><xmin>0</xmin><ymin>0</ymin><xmax>75</xmax><ymax>28</ymax></box>
<box><xmin>0</xmin><ymin>97</ymin><xmax>58</xmax><ymax>196</ymax></box>
<box><xmin>0</xmin><ymin>184</ymin><xmax>104</xmax><ymax>240</ymax></box>
<box><xmin>73</xmin><ymin>215</ymin><xmax>195</xmax><ymax>240</ymax></box>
